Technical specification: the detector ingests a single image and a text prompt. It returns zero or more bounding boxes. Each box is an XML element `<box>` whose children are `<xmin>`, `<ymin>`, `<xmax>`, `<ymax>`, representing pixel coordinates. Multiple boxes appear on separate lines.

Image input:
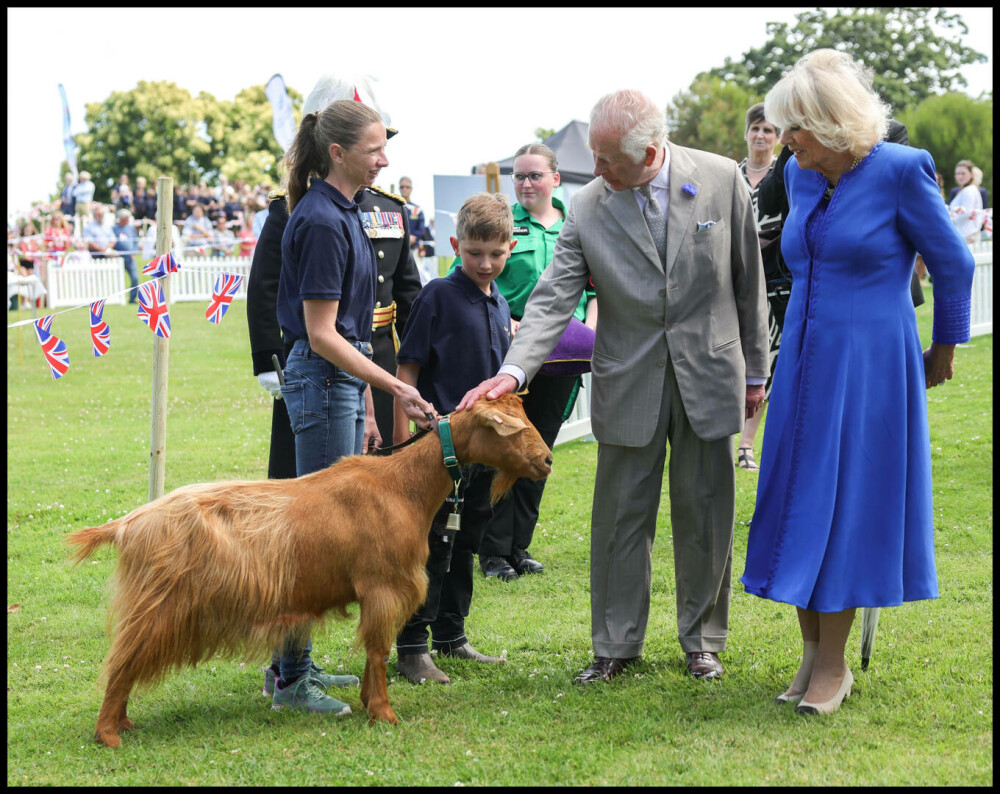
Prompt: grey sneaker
<box><xmin>271</xmin><ymin>675</ymin><xmax>352</xmax><ymax>715</ymax></box>
<box><xmin>263</xmin><ymin>661</ymin><xmax>359</xmax><ymax>697</ymax></box>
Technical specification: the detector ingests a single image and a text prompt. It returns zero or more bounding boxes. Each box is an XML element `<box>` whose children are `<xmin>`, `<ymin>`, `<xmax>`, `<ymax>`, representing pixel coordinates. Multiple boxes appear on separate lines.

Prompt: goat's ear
<box><xmin>482</xmin><ymin>410</ymin><xmax>527</xmax><ymax>436</ymax></box>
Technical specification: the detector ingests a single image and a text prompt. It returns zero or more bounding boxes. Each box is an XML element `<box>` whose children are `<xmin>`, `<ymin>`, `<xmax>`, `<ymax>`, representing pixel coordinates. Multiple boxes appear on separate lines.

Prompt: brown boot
<box><xmin>396</xmin><ymin>652</ymin><xmax>451</xmax><ymax>684</ymax></box>
<box><xmin>437</xmin><ymin>642</ymin><xmax>505</xmax><ymax>663</ymax></box>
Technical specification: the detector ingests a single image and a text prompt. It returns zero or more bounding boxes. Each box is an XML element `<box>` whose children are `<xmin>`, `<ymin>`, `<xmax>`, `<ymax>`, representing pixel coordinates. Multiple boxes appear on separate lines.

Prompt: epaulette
<box><xmin>268</xmin><ymin>189</ymin><xmax>287</xmax><ymax>200</ymax></box>
<box><xmin>367</xmin><ymin>185</ymin><xmax>405</xmax><ymax>205</ymax></box>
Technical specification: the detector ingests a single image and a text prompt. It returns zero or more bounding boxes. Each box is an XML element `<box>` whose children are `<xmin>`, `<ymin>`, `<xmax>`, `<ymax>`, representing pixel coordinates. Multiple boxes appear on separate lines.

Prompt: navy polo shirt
<box><xmin>277</xmin><ymin>179</ymin><xmax>377</xmax><ymax>344</ymax></box>
<box><xmin>397</xmin><ymin>268</ymin><xmax>512</xmax><ymax>414</ymax></box>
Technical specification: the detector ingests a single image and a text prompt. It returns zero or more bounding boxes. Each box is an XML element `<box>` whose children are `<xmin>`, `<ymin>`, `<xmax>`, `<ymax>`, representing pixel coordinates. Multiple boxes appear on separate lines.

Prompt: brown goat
<box><xmin>67</xmin><ymin>394</ymin><xmax>552</xmax><ymax>747</ymax></box>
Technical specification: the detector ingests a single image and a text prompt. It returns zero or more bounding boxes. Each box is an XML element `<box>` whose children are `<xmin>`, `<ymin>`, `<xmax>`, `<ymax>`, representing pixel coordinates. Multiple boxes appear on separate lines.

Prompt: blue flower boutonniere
<box><xmin>681</xmin><ymin>183</ymin><xmax>697</xmax><ymax>197</ymax></box>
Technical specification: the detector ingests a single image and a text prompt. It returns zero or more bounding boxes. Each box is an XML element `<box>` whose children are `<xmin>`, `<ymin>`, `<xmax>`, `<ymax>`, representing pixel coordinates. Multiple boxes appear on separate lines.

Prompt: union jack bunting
<box><xmin>33</xmin><ymin>315</ymin><xmax>70</xmax><ymax>379</ymax></box>
<box><xmin>137</xmin><ymin>281</ymin><xmax>171</xmax><ymax>338</ymax></box>
<box><xmin>142</xmin><ymin>252</ymin><xmax>180</xmax><ymax>278</ymax></box>
<box><xmin>89</xmin><ymin>299</ymin><xmax>111</xmax><ymax>357</ymax></box>
<box><xmin>205</xmin><ymin>273</ymin><xmax>244</xmax><ymax>324</ymax></box>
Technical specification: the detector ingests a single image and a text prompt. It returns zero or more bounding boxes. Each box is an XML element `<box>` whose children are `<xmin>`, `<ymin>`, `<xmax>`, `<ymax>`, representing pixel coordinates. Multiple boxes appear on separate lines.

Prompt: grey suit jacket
<box><xmin>505</xmin><ymin>142</ymin><xmax>769</xmax><ymax>446</ymax></box>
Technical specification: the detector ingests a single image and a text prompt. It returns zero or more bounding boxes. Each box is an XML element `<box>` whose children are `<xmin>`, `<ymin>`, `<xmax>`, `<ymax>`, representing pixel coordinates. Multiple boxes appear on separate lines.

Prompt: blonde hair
<box><xmin>764</xmin><ymin>49</ymin><xmax>890</xmax><ymax>158</ymax></box>
<box><xmin>590</xmin><ymin>89</ymin><xmax>667</xmax><ymax>164</ymax></box>
<box><xmin>970</xmin><ymin>166</ymin><xmax>983</xmax><ymax>187</ymax></box>
<box><xmin>456</xmin><ymin>193</ymin><xmax>513</xmax><ymax>243</ymax></box>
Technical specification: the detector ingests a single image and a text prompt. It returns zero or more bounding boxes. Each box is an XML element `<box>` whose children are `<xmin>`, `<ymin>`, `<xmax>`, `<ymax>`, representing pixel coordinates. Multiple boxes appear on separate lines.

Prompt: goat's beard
<box><xmin>490</xmin><ymin>471</ymin><xmax>518</xmax><ymax>506</ymax></box>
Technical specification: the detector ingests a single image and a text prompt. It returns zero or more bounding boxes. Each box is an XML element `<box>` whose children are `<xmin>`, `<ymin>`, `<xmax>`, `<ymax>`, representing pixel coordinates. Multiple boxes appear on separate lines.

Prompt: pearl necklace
<box><xmin>823</xmin><ymin>153</ymin><xmax>866</xmax><ymax>200</ymax></box>
<box><xmin>744</xmin><ymin>161</ymin><xmax>773</xmax><ymax>173</ymax></box>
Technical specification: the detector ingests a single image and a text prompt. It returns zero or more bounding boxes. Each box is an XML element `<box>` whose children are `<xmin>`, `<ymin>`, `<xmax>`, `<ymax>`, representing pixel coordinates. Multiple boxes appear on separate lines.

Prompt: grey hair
<box><xmin>590</xmin><ymin>89</ymin><xmax>667</xmax><ymax>164</ymax></box>
<box><xmin>764</xmin><ymin>49</ymin><xmax>890</xmax><ymax>158</ymax></box>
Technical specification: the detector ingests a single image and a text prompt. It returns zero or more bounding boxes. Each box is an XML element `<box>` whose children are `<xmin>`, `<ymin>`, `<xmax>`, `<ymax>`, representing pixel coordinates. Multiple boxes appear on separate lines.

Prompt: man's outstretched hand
<box><xmin>456</xmin><ymin>373</ymin><xmax>518</xmax><ymax>411</ymax></box>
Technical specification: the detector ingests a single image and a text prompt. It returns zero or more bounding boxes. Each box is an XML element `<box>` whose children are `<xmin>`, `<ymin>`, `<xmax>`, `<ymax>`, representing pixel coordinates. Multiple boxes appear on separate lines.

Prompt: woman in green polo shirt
<box><xmin>454</xmin><ymin>143</ymin><xmax>597</xmax><ymax>581</ymax></box>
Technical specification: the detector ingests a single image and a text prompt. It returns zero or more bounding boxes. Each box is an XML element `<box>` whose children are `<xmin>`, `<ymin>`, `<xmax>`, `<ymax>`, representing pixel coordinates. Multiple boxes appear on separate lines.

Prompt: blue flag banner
<box><xmin>58</xmin><ymin>83</ymin><xmax>78</xmax><ymax>177</ymax></box>
<box><xmin>264</xmin><ymin>73</ymin><xmax>296</xmax><ymax>153</ymax></box>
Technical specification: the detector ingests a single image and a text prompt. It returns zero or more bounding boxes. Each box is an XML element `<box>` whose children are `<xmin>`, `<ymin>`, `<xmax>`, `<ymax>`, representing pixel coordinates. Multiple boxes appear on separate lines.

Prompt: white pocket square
<box><xmin>697</xmin><ymin>220</ymin><xmax>719</xmax><ymax>231</ymax></box>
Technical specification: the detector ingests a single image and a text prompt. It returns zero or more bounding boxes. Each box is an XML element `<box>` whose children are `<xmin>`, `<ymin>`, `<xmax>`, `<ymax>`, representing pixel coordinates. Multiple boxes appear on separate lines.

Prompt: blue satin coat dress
<box><xmin>741</xmin><ymin>142</ymin><xmax>975</xmax><ymax>612</ymax></box>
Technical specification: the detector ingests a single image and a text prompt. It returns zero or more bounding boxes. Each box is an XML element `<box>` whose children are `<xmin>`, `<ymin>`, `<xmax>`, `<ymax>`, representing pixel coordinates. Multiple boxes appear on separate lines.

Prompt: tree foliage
<box><xmin>534</xmin><ymin>126</ymin><xmax>556</xmax><ymax>142</ymax></box>
<box><xmin>666</xmin><ymin>75</ymin><xmax>761</xmax><ymax>160</ymax></box>
<box><xmin>70</xmin><ymin>80</ymin><xmax>302</xmax><ymax>203</ymax></box>
<box><xmin>899</xmin><ymin>92</ymin><xmax>993</xmax><ymax>203</ymax></box>
<box><xmin>708</xmin><ymin>7</ymin><xmax>987</xmax><ymax>114</ymax></box>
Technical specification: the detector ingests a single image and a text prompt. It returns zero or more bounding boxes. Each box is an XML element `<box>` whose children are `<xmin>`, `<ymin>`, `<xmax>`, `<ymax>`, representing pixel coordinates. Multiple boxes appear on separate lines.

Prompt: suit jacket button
<box><xmin>378</xmin><ymin>274</ymin><xmax>385</xmax><ymax>283</ymax></box>
<box><xmin>657</xmin><ymin>359</ymin><xmax>666</xmax><ymax>367</ymax></box>
<box><xmin>658</xmin><ymin>288</ymin><xmax>666</xmax><ymax>296</ymax></box>
<box><xmin>375</xmin><ymin>301</ymin><xmax>382</xmax><ymax>308</ymax></box>
<box><xmin>378</xmin><ymin>250</ymin><xmax>385</xmax><ymax>259</ymax></box>
<box><xmin>372</xmin><ymin>205</ymin><xmax>380</xmax><ymax>212</ymax></box>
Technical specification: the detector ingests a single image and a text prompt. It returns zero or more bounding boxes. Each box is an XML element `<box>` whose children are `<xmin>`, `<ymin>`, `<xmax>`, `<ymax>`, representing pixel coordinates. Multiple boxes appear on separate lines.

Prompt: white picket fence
<box><xmin>45</xmin><ymin>255</ymin><xmax>252</xmax><ymax>308</ymax></box>
<box><xmin>46</xmin><ymin>255</ymin><xmax>128</xmax><ymax>307</ymax></box>
<box><xmin>969</xmin><ymin>239</ymin><xmax>992</xmax><ymax>337</ymax></box>
<box><xmin>554</xmin><ymin>373</ymin><xmax>594</xmax><ymax>446</ymax></box>
<box><xmin>167</xmin><ymin>256</ymin><xmax>252</xmax><ymax>302</ymax></box>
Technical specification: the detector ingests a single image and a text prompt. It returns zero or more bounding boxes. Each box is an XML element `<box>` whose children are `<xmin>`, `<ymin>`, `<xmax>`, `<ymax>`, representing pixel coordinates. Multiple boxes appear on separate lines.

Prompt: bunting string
<box><xmin>8</xmin><ymin>253</ymin><xmax>248</xmax><ymax>379</ymax></box>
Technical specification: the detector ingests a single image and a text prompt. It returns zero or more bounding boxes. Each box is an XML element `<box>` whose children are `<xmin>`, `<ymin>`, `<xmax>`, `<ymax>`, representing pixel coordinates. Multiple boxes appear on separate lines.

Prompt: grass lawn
<box><xmin>6</xmin><ymin>289</ymin><xmax>992</xmax><ymax>785</ymax></box>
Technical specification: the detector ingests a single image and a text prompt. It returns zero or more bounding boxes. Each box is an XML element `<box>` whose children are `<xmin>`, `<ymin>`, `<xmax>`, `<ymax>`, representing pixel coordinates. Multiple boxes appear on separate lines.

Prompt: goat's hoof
<box><xmin>95</xmin><ymin>728</ymin><xmax>121</xmax><ymax>748</ymax></box>
<box><xmin>368</xmin><ymin>709</ymin><xmax>399</xmax><ymax>725</ymax></box>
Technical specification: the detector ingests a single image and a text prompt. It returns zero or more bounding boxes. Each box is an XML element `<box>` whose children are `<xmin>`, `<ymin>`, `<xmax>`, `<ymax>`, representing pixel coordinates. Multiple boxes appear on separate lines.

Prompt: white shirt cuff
<box><xmin>746</xmin><ymin>377</ymin><xmax>767</xmax><ymax>386</ymax></box>
<box><xmin>499</xmin><ymin>364</ymin><xmax>527</xmax><ymax>390</ymax></box>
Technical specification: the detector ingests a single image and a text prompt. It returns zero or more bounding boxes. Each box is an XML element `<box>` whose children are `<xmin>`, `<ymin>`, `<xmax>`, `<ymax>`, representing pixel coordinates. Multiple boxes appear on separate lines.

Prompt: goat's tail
<box><xmin>66</xmin><ymin>521</ymin><xmax>120</xmax><ymax>565</ymax></box>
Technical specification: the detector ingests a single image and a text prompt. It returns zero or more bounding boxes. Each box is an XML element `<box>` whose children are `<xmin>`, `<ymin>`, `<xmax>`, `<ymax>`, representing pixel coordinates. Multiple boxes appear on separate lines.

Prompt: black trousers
<box><xmin>267</xmin><ymin>392</ymin><xmax>298</xmax><ymax>480</ymax></box>
<box><xmin>396</xmin><ymin>463</ymin><xmax>513</xmax><ymax>653</ymax></box>
<box><xmin>369</xmin><ymin>326</ymin><xmax>397</xmax><ymax>442</ymax></box>
<box><xmin>477</xmin><ymin>371</ymin><xmax>579</xmax><ymax>558</ymax></box>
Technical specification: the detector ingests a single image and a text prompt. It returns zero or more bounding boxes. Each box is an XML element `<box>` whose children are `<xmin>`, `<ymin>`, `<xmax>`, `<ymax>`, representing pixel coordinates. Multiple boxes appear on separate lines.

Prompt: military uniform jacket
<box><xmin>247</xmin><ymin>185</ymin><xmax>422</xmax><ymax>375</ymax></box>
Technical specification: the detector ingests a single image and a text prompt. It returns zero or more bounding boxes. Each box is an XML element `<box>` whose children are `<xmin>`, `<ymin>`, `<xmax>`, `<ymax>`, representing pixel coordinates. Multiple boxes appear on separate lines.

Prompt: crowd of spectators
<box><xmin>8</xmin><ymin>172</ymin><xmax>273</xmax><ymax>308</ymax></box>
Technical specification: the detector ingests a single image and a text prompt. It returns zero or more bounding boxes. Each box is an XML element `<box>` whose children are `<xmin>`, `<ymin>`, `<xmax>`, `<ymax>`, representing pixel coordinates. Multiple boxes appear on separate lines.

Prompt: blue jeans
<box><xmin>123</xmin><ymin>257</ymin><xmax>139</xmax><ymax>303</ymax></box>
<box><xmin>273</xmin><ymin>336</ymin><xmax>373</xmax><ymax>682</ymax></box>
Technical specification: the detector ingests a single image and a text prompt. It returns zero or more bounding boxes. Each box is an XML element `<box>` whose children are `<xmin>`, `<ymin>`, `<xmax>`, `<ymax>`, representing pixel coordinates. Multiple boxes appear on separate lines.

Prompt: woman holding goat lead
<box><xmin>273</xmin><ymin>99</ymin><xmax>436</xmax><ymax>716</ymax></box>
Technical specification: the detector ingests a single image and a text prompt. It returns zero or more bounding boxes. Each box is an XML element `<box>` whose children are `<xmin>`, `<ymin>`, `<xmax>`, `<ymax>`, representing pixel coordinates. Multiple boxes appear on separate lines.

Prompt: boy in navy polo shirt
<box><xmin>392</xmin><ymin>193</ymin><xmax>518</xmax><ymax>685</ymax></box>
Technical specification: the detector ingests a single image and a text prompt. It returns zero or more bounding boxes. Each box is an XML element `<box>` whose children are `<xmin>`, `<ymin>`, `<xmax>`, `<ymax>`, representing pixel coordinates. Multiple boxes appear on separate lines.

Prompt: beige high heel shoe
<box><xmin>774</xmin><ymin>640</ymin><xmax>818</xmax><ymax>704</ymax></box>
<box><xmin>796</xmin><ymin>667</ymin><xmax>854</xmax><ymax>715</ymax></box>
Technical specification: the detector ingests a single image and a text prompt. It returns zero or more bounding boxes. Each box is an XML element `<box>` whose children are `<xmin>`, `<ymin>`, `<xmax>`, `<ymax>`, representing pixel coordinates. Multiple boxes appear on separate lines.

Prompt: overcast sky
<box><xmin>6</xmin><ymin>6</ymin><xmax>993</xmax><ymax>219</ymax></box>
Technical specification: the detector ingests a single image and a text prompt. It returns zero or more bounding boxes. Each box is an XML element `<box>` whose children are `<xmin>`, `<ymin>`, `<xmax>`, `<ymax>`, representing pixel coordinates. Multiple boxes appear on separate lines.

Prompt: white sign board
<box><xmin>431</xmin><ymin>175</ymin><xmax>584</xmax><ymax>251</ymax></box>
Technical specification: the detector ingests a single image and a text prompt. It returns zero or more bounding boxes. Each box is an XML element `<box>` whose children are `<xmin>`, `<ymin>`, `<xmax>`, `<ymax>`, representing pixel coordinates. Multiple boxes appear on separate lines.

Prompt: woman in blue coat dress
<box><xmin>741</xmin><ymin>49</ymin><xmax>975</xmax><ymax>715</ymax></box>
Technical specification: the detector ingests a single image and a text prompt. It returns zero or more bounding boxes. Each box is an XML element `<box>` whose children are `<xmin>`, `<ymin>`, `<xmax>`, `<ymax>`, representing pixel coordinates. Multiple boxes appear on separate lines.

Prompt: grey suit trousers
<box><xmin>590</xmin><ymin>358</ymin><xmax>735</xmax><ymax>658</ymax></box>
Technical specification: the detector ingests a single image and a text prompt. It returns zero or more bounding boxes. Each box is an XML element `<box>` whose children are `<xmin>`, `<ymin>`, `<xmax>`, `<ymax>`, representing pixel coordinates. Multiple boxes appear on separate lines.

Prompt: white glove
<box><xmin>258</xmin><ymin>371</ymin><xmax>283</xmax><ymax>400</ymax></box>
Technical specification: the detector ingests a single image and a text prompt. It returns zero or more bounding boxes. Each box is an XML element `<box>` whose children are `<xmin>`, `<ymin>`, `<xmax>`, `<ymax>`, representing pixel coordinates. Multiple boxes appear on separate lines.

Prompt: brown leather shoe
<box><xmin>573</xmin><ymin>656</ymin><xmax>639</xmax><ymax>685</ymax></box>
<box><xmin>686</xmin><ymin>651</ymin><xmax>724</xmax><ymax>679</ymax></box>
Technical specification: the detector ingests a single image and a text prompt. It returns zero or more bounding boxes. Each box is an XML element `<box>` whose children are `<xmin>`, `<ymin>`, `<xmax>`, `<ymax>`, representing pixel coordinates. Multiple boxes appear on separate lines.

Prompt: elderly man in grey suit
<box><xmin>458</xmin><ymin>89</ymin><xmax>769</xmax><ymax>683</ymax></box>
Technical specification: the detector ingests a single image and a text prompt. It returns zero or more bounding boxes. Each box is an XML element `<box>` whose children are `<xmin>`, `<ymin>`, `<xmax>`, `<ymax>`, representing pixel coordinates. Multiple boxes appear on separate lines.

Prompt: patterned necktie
<box><xmin>638</xmin><ymin>183</ymin><xmax>666</xmax><ymax>264</ymax></box>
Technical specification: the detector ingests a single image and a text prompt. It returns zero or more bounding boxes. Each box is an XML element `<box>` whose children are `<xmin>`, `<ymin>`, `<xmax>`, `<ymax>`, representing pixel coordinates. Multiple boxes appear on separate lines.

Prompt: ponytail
<box><xmin>284</xmin><ymin>113</ymin><xmax>327</xmax><ymax>213</ymax></box>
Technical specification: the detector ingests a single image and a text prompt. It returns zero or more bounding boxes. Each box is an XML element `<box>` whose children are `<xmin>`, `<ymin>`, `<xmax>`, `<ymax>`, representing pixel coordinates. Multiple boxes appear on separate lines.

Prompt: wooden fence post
<box><xmin>485</xmin><ymin>162</ymin><xmax>500</xmax><ymax>194</ymax></box>
<box><xmin>148</xmin><ymin>176</ymin><xmax>174</xmax><ymax>501</ymax></box>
